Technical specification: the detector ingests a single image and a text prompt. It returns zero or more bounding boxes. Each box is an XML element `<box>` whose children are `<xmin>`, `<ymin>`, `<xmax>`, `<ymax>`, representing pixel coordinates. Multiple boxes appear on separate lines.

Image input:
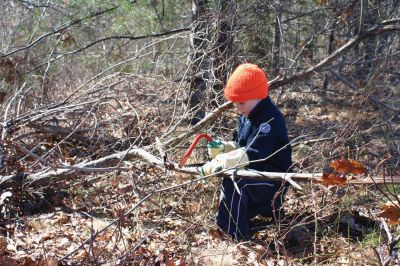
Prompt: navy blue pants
<box><xmin>216</xmin><ymin>177</ymin><xmax>287</xmax><ymax>240</ymax></box>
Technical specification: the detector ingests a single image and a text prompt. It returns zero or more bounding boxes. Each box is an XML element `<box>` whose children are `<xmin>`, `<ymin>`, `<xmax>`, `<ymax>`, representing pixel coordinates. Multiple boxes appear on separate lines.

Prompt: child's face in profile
<box><xmin>234</xmin><ymin>99</ymin><xmax>261</xmax><ymax>117</ymax></box>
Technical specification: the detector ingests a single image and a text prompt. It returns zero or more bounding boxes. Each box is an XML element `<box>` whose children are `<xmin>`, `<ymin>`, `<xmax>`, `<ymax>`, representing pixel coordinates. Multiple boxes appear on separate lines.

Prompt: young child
<box><xmin>201</xmin><ymin>63</ymin><xmax>292</xmax><ymax>240</ymax></box>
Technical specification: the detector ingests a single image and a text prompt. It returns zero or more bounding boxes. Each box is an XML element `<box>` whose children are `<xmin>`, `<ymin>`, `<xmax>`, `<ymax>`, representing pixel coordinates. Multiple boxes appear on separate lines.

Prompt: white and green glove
<box><xmin>207</xmin><ymin>140</ymin><xmax>239</xmax><ymax>159</ymax></box>
<box><xmin>200</xmin><ymin>147</ymin><xmax>249</xmax><ymax>176</ymax></box>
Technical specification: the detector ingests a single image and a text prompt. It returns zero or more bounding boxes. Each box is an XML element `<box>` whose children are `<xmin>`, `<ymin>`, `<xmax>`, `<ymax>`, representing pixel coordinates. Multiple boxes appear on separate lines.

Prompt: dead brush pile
<box><xmin>0</xmin><ymin>73</ymin><xmax>399</xmax><ymax>265</ymax></box>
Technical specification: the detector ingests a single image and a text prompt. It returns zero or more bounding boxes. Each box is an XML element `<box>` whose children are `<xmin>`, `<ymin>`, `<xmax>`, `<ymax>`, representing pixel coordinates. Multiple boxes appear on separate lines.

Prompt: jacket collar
<box><xmin>247</xmin><ymin>97</ymin><xmax>272</xmax><ymax>120</ymax></box>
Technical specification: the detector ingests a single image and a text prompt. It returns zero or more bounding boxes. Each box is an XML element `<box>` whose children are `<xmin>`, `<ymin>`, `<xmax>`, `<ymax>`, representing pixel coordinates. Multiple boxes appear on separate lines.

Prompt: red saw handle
<box><xmin>178</xmin><ymin>133</ymin><xmax>212</xmax><ymax>167</ymax></box>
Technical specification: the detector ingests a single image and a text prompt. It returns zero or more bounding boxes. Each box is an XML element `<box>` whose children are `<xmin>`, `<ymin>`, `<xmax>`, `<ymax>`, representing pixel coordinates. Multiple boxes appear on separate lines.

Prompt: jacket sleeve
<box><xmin>244</xmin><ymin>118</ymin><xmax>283</xmax><ymax>170</ymax></box>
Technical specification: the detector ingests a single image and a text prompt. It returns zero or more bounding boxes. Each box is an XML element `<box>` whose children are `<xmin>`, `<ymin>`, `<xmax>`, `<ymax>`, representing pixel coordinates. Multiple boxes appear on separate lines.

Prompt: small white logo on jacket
<box><xmin>260</xmin><ymin>122</ymin><xmax>271</xmax><ymax>134</ymax></box>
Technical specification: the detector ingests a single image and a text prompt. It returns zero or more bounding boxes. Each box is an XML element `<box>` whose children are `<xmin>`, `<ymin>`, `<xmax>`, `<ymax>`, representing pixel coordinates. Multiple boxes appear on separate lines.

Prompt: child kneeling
<box><xmin>201</xmin><ymin>63</ymin><xmax>292</xmax><ymax>240</ymax></box>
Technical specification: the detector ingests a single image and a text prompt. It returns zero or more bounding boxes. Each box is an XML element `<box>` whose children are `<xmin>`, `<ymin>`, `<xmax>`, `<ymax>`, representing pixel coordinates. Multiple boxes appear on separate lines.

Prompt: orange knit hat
<box><xmin>224</xmin><ymin>63</ymin><xmax>268</xmax><ymax>102</ymax></box>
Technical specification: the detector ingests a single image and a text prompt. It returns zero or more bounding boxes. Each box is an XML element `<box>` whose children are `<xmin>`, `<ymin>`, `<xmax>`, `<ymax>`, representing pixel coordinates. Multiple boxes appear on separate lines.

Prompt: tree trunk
<box><xmin>209</xmin><ymin>0</ymin><xmax>236</xmax><ymax>107</ymax></box>
<box><xmin>272</xmin><ymin>7</ymin><xmax>281</xmax><ymax>77</ymax></box>
<box><xmin>188</xmin><ymin>0</ymin><xmax>209</xmax><ymax>125</ymax></box>
<box><xmin>354</xmin><ymin>0</ymin><xmax>378</xmax><ymax>83</ymax></box>
<box><xmin>322</xmin><ymin>20</ymin><xmax>335</xmax><ymax>99</ymax></box>
<box><xmin>188</xmin><ymin>0</ymin><xmax>236</xmax><ymax>123</ymax></box>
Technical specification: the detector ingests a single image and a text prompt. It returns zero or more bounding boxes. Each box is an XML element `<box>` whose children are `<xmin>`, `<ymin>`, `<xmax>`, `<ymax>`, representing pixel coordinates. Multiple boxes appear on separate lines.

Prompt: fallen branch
<box><xmin>1</xmin><ymin>100</ymin><xmax>234</xmax><ymax>188</ymax></box>
<box><xmin>0</xmin><ymin>146</ymin><xmax>162</xmax><ymax>188</ymax></box>
<box><xmin>1</xmin><ymin>146</ymin><xmax>399</xmax><ymax>189</ymax></box>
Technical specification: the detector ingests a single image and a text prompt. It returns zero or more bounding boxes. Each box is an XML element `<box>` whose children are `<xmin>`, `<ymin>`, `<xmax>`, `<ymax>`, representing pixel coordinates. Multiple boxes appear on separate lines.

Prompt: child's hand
<box><xmin>199</xmin><ymin>159</ymin><xmax>223</xmax><ymax>176</ymax></box>
<box><xmin>215</xmin><ymin>148</ymin><xmax>249</xmax><ymax>169</ymax></box>
<box><xmin>200</xmin><ymin>148</ymin><xmax>250</xmax><ymax>176</ymax></box>
<box><xmin>207</xmin><ymin>140</ymin><xmax>238</xmax><ymax>159</ymax></box>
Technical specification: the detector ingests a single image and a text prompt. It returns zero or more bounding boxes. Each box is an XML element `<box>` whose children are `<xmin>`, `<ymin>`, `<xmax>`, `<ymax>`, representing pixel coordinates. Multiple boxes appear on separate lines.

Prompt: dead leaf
<box><xmin>186</xmin><ymin>202</ymin><xmax>200</xmax><ymax>213</ymax></box>
<box><xmin>175</xmin><ymin>258</ymin><xmax>187</xmax><ymax>266</ymax></box>
<box><xmin>53</xmin><ymin>212</ymin><xmax>70</xmax><ymax>225</ymax></box>
<box><xmin>38</xmin><ymin>233</ymin><xmax>54</xmax><ymax>243</ymax></box>
<box><xmin>0</xmin><ymin>255</ymin><xmax>17</xmax><ymax>266</ymax></box>
<box><xmin>19</xmin><ymin>256</ymin><xmax>58</xmax><ymax>266</ymax></box>
<box><xmin>316</xmin><ymin>0</ymin><xmax>328</xmax><ymax>6</ymax></box>
<box><xmin>166</xmin><ymin>257</ymin><xmax>176</xmax><ymax>266</ymax></box>
<box><xmin>118</xmin><ymin>184</ymin><xmax>133</xmax><ymax>193</ymax></box>
<box><xmin>208</xmin><ymin>228</ymin><xmax>224</xmax><ymax>239</ymax></box>
<box><xmin>91</xmin><ymin>218</ymin><xmax>109</xmax><ymax>231</ymax></box>
<box><xmin>40</xmin><ymin>257</ymin><xmax>58</xmax><ymax>266</ymax></box>
<box><xmin>0</xmin><ymin>238</ymin><xmax>7</xmax><ymax>255</ymax></box>
<box><xmin>315</xmin><ymin>173</ymin><xmax>347</xmax><ymax>187</ymax></box>
<box><xmin>330</xmin><ymin>157</ymin><xmax>367</xmax><ymax>175</ymax></box>
<box><xmin>20</xmin><ymin>256</ymin><xmax>37</xmax><ymax>266</ymax></box>
<box><xmin>379</xmin><ymin>202</ymin><xmax>400</xmax><ymax>225</ymax></box>
<box><xmin>57</xmin><ymin>237</ymin><xmax>70</xmax><ymax>248</ymax></box>
<box><xmin>348</xmin><ymin>159</ymin><xmax>367</xmax><ymax>175</ymax></box>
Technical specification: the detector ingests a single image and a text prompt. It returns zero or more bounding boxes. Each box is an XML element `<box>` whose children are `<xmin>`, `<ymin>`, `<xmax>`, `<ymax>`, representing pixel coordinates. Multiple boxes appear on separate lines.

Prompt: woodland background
<box><xmin>0</xmin><ymin>0</ymin><xmax>399</xmax><ymax>265</ymax></box>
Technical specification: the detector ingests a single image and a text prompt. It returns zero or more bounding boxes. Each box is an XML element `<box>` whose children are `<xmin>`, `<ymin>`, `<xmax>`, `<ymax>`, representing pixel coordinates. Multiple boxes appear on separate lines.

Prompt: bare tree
<box><xmin>187</xmin><ymin>0</ymin><xmax>236</xmax><ymax>124</ymax></box>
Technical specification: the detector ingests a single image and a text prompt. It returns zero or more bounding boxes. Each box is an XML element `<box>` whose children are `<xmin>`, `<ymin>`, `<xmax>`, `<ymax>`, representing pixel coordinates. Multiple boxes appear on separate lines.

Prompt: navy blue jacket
<box><xmin>235</xmin><ymin>97</ymin><xmax>292</xmax><ymax>172</ymax></box>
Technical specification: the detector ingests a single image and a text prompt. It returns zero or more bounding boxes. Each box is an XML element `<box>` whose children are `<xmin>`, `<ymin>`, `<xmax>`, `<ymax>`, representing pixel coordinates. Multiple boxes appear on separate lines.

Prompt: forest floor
<box><xmin>0</xmin><ymin>78</ymin><xmax>399</xmax><ymax>265</ymax></box>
